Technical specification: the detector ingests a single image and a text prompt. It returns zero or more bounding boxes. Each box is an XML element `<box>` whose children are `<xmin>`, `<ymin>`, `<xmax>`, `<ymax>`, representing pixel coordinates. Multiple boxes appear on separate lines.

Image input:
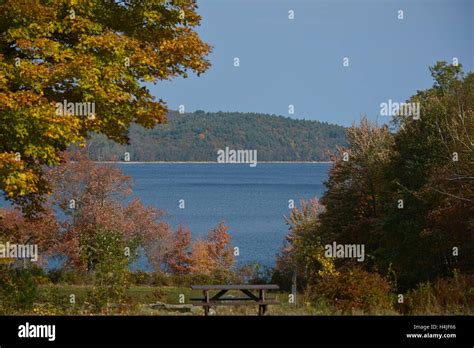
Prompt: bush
<box><xmin>236</xmin><ymin>262</ymin><xmax>273</xmax><ymax>284</ymax></box>
<box><xmin>168</xmin><ymin>273</ymin><xmax>220</xmax><ymax>287</ymax></box>
<box><xmin>130</xmin><ymin>270</ymin><xmax>153</xmax><ymax>285</ymax></box>
<box><xmin>146</xmin><ymin>288</ymin><xmax>167</xmax><ymax>303</ymax></box>
<box><xmin>33</xmin><ymin>286</ymin><xmax>74</xmax><ymax>315</ymax></box>
<box><xmin>29</xmin><ymin>266</ymin><xmax>50</xmax><ymax>285</ymax></box>
<box><xmin>306</xmin><ymin>266</ymin><xmax>394</xmax><ymax>314</ymax></box>
<box><xmin>83</xmin><ymin>228</ymin><xmax>135</xmax><ymax>313</ymax></box>
<box><xmin>0</xmin><ymin>267</ymin><xmax>38</xmax><ymax>313</ymax></box>
<box><xmin>405</xmin><ymin>272</ymin><xmax>474</xmax><ymax>314</ymax></box>
<box><xmin>85</xmin><ymin>259</ymin><xmax>131</xmax><ymax>313</ymax></box>
<box><xmin>47</xmin><ymin>269</ymin><xmax>88</xmax><ymax>285</ymax></box>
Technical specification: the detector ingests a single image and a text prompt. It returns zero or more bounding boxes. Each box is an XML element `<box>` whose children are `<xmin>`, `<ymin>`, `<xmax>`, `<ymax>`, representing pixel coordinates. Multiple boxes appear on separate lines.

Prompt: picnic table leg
<box><xmin>203</xmin><ymin>290</ymin><xmax>209</xmax><ymax>316</ymax></box>
<box><xmin>258</xmin><ymin>289</ymin><xmax>266</xmax><ymax>316</ymax></box>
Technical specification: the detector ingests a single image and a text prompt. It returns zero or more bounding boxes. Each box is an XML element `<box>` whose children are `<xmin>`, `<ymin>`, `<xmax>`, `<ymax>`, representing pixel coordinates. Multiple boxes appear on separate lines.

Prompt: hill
<box><xmin>84</xmin><ymin>111</ymin><xmax>346</xmax><ymax>161</ymax></box>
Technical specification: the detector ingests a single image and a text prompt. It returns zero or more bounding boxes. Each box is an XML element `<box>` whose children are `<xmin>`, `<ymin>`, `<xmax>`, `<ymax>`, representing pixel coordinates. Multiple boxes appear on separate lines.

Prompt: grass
<box><xmin>29</xmin><ymin>282</ymin><xmax>472</xmax><ymax>316</ymax></box>
<box><xmin>34</xmin><ymin>284</ymin><xmax>331</xmax><ymax>315</ymax></box>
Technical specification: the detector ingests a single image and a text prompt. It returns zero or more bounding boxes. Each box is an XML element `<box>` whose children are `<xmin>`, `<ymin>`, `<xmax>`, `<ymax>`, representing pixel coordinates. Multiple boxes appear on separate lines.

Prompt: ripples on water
<box><xmin>119</xmin><ymin>163</ymin><xmax>331</xmax><ymax>267</ymax></box>
<box><xmin>0</xmin><ymin>163</ymin><xmax>332</xmax><ymax>268</ymax></box>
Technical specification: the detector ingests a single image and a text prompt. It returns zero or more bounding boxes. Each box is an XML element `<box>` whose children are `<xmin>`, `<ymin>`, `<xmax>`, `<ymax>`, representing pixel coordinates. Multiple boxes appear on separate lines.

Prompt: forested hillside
<box><xmin>84</xmin><ymin>111</ymin><xmax>346</xmax><ymax>161</ymax></box>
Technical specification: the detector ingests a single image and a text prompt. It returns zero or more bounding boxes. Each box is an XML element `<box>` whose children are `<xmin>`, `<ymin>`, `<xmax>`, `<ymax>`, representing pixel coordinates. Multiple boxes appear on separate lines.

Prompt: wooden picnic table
<box><xmin>190</xmin><ymin>284</ymin><xmax>280</xmax><ymax>316</ymax></box>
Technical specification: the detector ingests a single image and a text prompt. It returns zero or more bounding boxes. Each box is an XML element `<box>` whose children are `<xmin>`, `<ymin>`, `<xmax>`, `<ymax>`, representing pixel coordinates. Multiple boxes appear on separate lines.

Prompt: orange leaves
<box><xmin>189</xmin><ymin>240</ymin><xmax>215</xmax><ymax>275</ymax></box>
<box><xmin>162</xmin><ymin>221</ymin><xmax>235</xmax><ymax>277</ymax></box>
<box><xmin>0</xmin><ymin>0</ymin><xmax>211</xmax><ymax>208</ymax></box>
<box><xmin>189</xmin><ymin>222</ymin><xmax>234</xmax><ymax>277</ymax></box>
<box><xmin>165</xmin><ymin>225</ymin><xmax>192</xmax><ymax>275</ymax></box>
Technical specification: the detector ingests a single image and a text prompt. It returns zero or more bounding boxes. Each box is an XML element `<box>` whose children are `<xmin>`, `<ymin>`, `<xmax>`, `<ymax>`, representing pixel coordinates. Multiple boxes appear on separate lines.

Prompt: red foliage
<box><xmin>165</xmin><ymin>224</ymin><xmax>192</xmax><ymax>275</ymax></box>
<box><xmin>47</xmin><ymin>151</ymin><xmax>172</xmax><ymax>272</ymax></box>
<box><xmin>0</xmin><ymin>207</ymin><xmax>59</xmax><ymax>266</ymax></box>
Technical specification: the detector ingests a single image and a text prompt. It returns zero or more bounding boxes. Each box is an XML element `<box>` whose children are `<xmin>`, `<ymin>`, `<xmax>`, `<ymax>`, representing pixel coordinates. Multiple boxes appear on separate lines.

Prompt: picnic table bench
<box><xmin>190</xmin><ymin>284</ymin><xmax>280</xmax><ymax>316</ymax></box>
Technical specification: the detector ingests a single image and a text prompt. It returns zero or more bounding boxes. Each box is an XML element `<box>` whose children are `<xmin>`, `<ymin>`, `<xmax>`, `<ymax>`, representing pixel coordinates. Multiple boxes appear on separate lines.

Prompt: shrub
<box><xmin>151</xmin><ymin>272</ymin><xmax>172</xmax><ymax>287</ymax></box>
<box><xmin>33</xmin><ymin>286</ymin><xmax>73</xmax><ymax>315</ymax></box>
<box><xmin>84</xmin><ymin>228</ymin><xmax>136</xmax><ymax>313</ymax></box>
<box><xmin>306</xmin><ymin>266</ymin><xmax>394</xmax><ymax>314</ymax></box>
<box><xmin>47</xmin><ymin>269</ymin><xmax>88</xmax><ymax>285</ymax></box>
<box><xmin>0</xmin><ymin>267</ymin><xmax>38</xmax><ymax>314</ymax></box>
<box><xmin>236</xmin><ymin>262</ymin><xmax>273</xmax><ymax>284</ymax></box>
<box><xmin>130</xmin><ymin>270</ymin><xmax>153</xmax><ymax>285</ymax></box>
<box><xmin>405</xmin><ymin>272</ymin><xmax>474</xmax><ymax>314</ymax></box>
<box><xmin>86</xmin><ymin>261</ymin><xmax>130</xmax><ymax>313</ymax></box>
<box><xmin>147</xmin><ymin>288</ymin><xmax>167</xmax><ymax>303</ymax></box>
<box><xmin>169</xmin><ymin>273</ymin><xmax>219</xmax><ymax>287</ymax></box>
<box><xmin>148</xmin><ymin>272</ymin><xmax>226</xmax><ymax>287</ymax></box>
<box><xmin>29</xmin><ymin>266</ymin><xmax>50</xmax><ymax>285</ymax></box>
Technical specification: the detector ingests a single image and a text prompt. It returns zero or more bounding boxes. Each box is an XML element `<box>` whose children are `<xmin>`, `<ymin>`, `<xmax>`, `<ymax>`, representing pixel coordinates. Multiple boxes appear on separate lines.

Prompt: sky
<box><xmin>150</xmin><ymin>0</ymin><xmax>473</xmax><ymax>127</ymax></box>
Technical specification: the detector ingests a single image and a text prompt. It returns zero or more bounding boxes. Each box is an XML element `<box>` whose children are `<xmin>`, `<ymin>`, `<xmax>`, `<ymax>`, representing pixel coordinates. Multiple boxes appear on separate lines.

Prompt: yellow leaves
<box><xmin>0</xmin><ymin>153</ymin><xmax>39</xmax><ymax>198</ymax></box>
<box><xmin>0</xmin><ymin>93</ymin><xmax>14</xmax><ymax>108</ymax></box>
<box><xmin>46</xmin><ymin>112</ymin><xmax>83</xmax><ymax>142</ymax></box>
<box><xmin>0</xmin><ymin>0</ymin><xmax>211</xmax><ymax>207</ymax></box>
<box><xmin>143</xmin><ymin>74</ymin><xmax>153</xmax><ymax>81</ymax></box>
<box><xmin>315</xmin><ymin>253</ymin><xmax>339</xmax><ymax>278</ymax></box>
<box><xmin>0</xmin><ymin>257</ymin><xmax>15</xmax><ymax>265</ymax></box>
<box><xmin>0</xmin><ymin>73</ymin><xmax>6</xmax><ymax>90</ymax></box>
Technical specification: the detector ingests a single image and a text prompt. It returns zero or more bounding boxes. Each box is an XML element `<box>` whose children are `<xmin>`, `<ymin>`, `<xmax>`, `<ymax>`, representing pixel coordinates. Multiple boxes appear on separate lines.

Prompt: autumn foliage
<box><xmin>275</xmin><ymin>62</ymin><xmax>473</xmax><ymax>312</ymax></box>
<box><xmin>1</xmin><ymin>151</ymin><xmax>234</xmax><ymax>278</ymax></box>
<box><xmin>46</xmin><ymin>151</ymin><xmax>173</xmax><ymax>273</ymax></box>
<box><xmin>164</xmin><ymin>222</ymin><xmax>235</xmax><ymax>279</ymax></box>
<box><xmin>165</xmin><ymin>224</ymin><xmax>192</xmax><ymax>275</ymax></box>
<box><xmin>189</xmin><ymin>222</ymin><xmax>234</xmax><ymax>278</ymax></box>
<box><xmin>0</xmin><ymin>207</ymin><xmax>58</xmax><ymax>266</ymax></box>
<box><xmin>0</xmin><ymin>0</ymin><xmax>211</xmax><ymax>211</ymax></box>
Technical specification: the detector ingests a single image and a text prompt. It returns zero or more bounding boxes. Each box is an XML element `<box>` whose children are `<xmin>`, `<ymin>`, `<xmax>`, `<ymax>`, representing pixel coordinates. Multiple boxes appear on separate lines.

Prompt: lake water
<box><xmin>119</xmin><ymin>163</ymin><xmax>331</xmax><ymax>267</ymax></box>
<box><xmin>0</xmin><ymin>163</ymin><xmax>332</xmax><ymax>268</ymax></box>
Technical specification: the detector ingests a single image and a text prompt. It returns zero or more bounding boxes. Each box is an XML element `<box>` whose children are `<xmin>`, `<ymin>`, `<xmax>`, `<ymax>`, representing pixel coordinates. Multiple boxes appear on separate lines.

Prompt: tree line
<box><xmin>83</xmin><ymin>111</ymin><xmax>347</xmax><ymax>162</ymax></box>
<box><xmin>273</xmin><ymin>62</ymin><xmax>473</xmax><ymax>314</ymax></box>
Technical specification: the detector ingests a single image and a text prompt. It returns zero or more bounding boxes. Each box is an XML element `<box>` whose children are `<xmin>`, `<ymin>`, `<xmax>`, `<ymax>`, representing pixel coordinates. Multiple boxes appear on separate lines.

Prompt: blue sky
<box><xmin>150</xmin><ymin>0</ymin><xmax>473</xmax><ymax>127</ymax></box>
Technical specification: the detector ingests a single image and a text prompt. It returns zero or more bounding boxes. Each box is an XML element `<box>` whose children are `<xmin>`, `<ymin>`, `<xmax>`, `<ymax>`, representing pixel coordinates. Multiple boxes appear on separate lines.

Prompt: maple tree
<box><xmin>189</xmin><ymin>222</ymin><xmax>234</xmax><ymax>278</ymax></box>
<box><xmin>0</xmin><ymin>0</ymin><xmax>211</xmax><ymax>213</ymax></box>
<box><xmin>165</xmin><ymin>224</ymin><xmax>192</xmax><ymax>275</ymax></box>
<box><xmin>0</xmin><ymin>206</ymin><xmax>59</xmax><ymax>266</ymax></box>
<box><xmin>48</xmin><ymin>151</ymin><xmax>172</xmax><ymax>272</ymax></box>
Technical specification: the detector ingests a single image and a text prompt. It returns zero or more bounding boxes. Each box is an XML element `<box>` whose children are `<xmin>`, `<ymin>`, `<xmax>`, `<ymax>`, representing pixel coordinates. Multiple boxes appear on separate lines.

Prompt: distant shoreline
<box><xmin>94</xmin><ymin>161</ymin><xmax>334</xmax><ymax>164</ymax></box>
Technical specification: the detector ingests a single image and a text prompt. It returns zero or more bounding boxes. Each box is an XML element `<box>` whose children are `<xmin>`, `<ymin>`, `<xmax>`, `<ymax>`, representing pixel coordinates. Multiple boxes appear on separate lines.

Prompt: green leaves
<box><xmin>277</xmin><ymin>62</ymin><xmax>473</xmax><ymax>292</ymax></box>
<box><xmin>0</xmin><ymin>0</ymin><xmax>211</xmax><ymax>211</ymax></box>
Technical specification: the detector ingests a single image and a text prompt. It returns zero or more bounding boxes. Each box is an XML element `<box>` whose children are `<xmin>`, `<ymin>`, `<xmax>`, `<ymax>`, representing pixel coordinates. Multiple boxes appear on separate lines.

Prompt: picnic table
<box><xmin>190</xmin><ymin>284</ymin><xmax>280</xmax><ymax>316</ymax></box>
